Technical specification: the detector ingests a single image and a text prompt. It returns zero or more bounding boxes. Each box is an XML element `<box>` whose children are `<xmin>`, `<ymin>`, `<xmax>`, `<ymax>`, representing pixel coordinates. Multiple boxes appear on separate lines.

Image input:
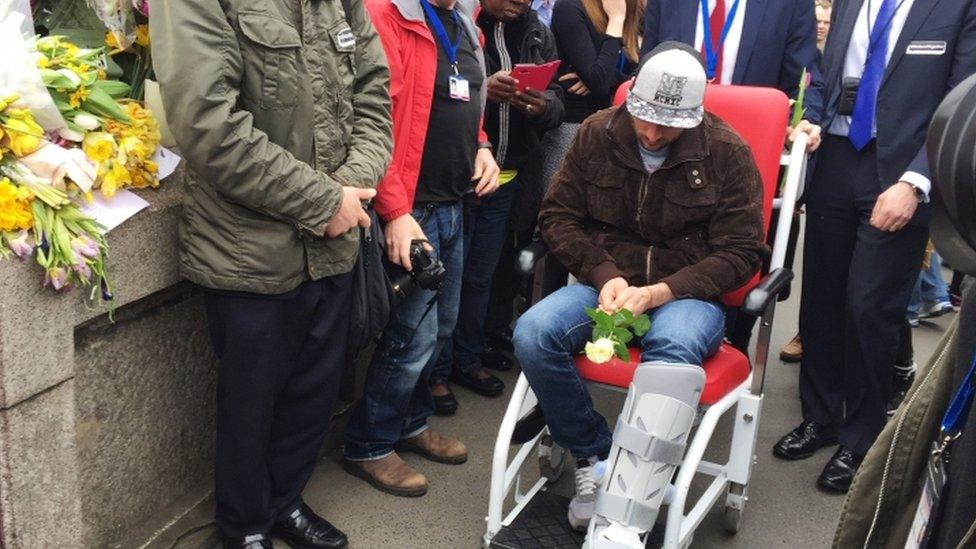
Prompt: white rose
<box><xmin>584</xmin><ymin>337</ymin><xmax>616</xmax><ymax>364</ymax></box>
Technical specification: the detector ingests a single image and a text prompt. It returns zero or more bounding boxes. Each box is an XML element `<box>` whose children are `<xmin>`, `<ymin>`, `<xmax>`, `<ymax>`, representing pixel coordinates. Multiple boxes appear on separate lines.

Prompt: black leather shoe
<box><xmin>450</xmin><ymin>368</ymin><xmax>505</xmax><ymax>397</ymax></box>
<box><xmin>817</xmin><ymin>446</ymin><xmax>863</xmax><ymax>493</ymax></box>
<box><xmin>481</xmin><ymin>347</ymin><xmax>514</xmax><ymax>371</ymax></box>
<box><xmin>432</xmin><ymin>384</ymin><xmax>459</xmax><ymax>416</ymax></box>
<box><xmin>272</xmin><ymin>504</ymin><xmax>348</xmax><ymax>549</ymax></box>
<box><xmin>772</xmin><ymin>420</ymin><xmax>838</xmax><ymax>460</ymax></box>
<box><xmin>887</xmin><ymin>366</ymin><xmax>916</xmax><ymax>416</ymax></box>
<box><xmin>223</xmin><ymin>534</ymin><xmax>273</xmax><ymax>549</ymax></box>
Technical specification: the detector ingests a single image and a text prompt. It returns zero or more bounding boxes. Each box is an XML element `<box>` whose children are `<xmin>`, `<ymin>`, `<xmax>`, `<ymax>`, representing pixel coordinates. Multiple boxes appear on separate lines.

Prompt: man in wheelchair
<box><xmin>511</xmin><ymin>43</ymin><xmax>767</xmax><ymax>537</ymax></box>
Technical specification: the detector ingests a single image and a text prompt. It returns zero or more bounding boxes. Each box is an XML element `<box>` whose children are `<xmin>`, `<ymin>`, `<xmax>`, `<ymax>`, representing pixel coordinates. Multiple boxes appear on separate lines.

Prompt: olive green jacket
<box><xmin>151</xmin><ymin>0</ymin><xmax>392</xmax><ymax>294</ymax></box>
<box><xmin>833</xmin><ymin>321</ymin><xmax>958</xmax><ymax>548</ymax></box>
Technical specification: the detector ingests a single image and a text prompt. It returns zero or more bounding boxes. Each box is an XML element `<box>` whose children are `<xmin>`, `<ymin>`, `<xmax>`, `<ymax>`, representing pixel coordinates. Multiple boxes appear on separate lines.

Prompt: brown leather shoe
<box><xmin>343</xmin><ymin>453</ymin><xmax>428</xmax><ymax>497</ymax></box>
<box><xmin>780</xmin><ymin>334</ymin><xmax>802</xmax><ymax>363</ymax></box>
<box><xmin>397</xmin><ymin>428</ymin><xmax>468</xmax><ymax>464</ymax></box>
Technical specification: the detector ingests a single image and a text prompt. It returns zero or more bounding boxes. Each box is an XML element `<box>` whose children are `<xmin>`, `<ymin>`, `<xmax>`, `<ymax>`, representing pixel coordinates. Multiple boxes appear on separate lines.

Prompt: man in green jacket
<box><xmin>151</xmin><ymin>0</ymin><xmax>391</xmax><ymax>547</ymax></box>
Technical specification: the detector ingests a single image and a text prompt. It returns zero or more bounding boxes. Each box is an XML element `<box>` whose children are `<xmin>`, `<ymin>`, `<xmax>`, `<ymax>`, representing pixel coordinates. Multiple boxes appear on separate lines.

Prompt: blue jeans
<box><xmin>432</xmin><ymin>183</ymin><xmax>516</xmax><ymax>382</ymax></box>
<box><xmin>344</xmin><ymin>202</ymin><xmax>464</xmax><ymax>460</ymax></box>
<box><xmin>907</xmin><ymin>250</ymin><xmax>951</xmax><ymax>315</ymax></box>
<box><xmin>512</xmin><ymin>284</ymin><xmax>725</xmax><ymax>459</ymax></box>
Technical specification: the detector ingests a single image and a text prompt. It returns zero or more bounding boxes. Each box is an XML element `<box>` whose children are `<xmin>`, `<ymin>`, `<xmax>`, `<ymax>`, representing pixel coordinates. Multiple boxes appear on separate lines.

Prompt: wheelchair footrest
<box><xmin>488</xmin><ymin>492</ymin><xmax>664</xmax><ymax>548</ymax></box>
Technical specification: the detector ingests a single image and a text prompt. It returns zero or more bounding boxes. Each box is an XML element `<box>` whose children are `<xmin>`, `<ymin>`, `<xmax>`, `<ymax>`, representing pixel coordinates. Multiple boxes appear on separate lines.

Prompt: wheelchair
<box><xmin>483</xmin><ymin>83</ymin><xmax>809</xmax><ymax>548</ymax></box>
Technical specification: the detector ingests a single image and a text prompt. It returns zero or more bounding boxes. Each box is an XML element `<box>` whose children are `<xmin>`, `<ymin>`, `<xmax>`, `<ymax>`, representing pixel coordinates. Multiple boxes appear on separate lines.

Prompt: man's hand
<box><xmin>870</xmin><ymin>181</ymin><xmax>920</xmax><ymax>232</ymax></box>
<box><xmin>559</xmin><ymin>73</ymin><xmax>591</xmax><ymax>96</ymax></box>
<box><xmin>610</xmin><ymin>283</ymin><xmax>675</xmax><ymax>316</ymax></box>
<box><xmin>472</xmin><ymin>147</ymin><xmax>501</xmax><ymax>196</ymax></box>
<box><xmin>598</xmin><ymin>277</ymin><xmax>630</xmax><ymax>312</ymax></box>
<box><xmin>487</xmin><ymin>71</ymin><xmax>519</xmax><ymax>104</ymax></box>
<box><xmin>512</xmin><ymin>88</ymin><xmax>547</xmax><ymax>117</ymax></box>
<box><xmin>325</xmin><ymin>187</ymin><xmax>376</xmax><ymax>238</ymax></box>
<box><xmin>788</xmin><ymin>120</ymin><xmax>822</xmax><ymax>153</ymax></box>
<box><xmin>384</xmin><ymin>213</ymin><xmax>429</xmax><ymax>270</ymax></box>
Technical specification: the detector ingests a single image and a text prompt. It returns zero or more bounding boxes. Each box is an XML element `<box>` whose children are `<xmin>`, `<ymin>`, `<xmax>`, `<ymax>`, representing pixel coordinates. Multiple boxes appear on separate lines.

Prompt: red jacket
<box><xmin>366</xmin><ymin>0</ymin><xmax>490</xmax><ymax>221</ymax></box>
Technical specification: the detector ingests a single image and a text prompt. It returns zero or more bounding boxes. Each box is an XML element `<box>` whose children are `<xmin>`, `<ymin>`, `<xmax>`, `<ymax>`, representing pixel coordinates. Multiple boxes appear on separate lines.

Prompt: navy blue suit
<box><xmin>641</xmin><ymin>0</ymin><xmax>826</xmax><ymax>123</ymax></box>
<box><xmin>799</xmin><ymin>0</ymin><xmax>976</xmax><ymax>457</ymax></box>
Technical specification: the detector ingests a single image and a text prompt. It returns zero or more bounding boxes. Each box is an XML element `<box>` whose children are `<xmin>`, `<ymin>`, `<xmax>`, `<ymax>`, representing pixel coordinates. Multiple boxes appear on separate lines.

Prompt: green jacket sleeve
<box><xmin>332</xmin><ymin>0</ymin><xmax>393</xmax><ymax>189</ymax></box>
<box><xmin>150</xmin><ymin>0</ymin><xmax>343</xmax><ymax>233</ymax></box>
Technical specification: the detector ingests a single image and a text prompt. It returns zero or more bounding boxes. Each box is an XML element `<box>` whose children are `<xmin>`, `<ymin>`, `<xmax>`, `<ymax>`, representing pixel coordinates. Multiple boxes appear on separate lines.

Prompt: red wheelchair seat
<box><xmin>575</xmin><ymin>342</ymin><xmax>750</xmax><ymax>406</ymax></box>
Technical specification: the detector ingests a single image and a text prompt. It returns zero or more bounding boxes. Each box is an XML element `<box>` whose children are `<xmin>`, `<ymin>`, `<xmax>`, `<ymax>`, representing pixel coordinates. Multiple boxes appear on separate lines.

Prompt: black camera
<box><xmin>387</xmin><ymin>239</ymin><xmax>446</xmax><ymax>302</ymax></box>
<box><xmin>837</xmin><ymin>76</ymin><xmax>860</xmax><ymax>116</ymax></box>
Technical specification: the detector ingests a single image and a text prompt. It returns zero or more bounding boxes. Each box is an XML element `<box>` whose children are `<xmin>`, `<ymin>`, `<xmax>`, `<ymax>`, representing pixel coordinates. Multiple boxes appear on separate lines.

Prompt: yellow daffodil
<box><xmin>0</xmin><ymin>177</ymin><xmax>34</xmax><ymax>232</ymax></box>
<box><xmin>1</xmin><ymin>110</ymin><xmax>44</xmax><ymax>157</ymax></box>
<box><xmin>105</xmin><ymin>31</ymin><xmax>123</xmax><ymax>54</ymax></box>
<box><xmin>82</xmin><ymin>132</ymin><xmax>117</xmax><ymax>163</ymax></box>
<box><xmin>135</xmin><ymin>25</ymin><xmax>150</xmax><ymax>48</ymax></box>
<box><xmin>99</xmin><ymin>160</ymin><xmax>131</xmax><ymax>197</ymax></box>
<box><xmin>69</xmin><ymin>87</ymin><xmax>90</xmax><ymax>109</ymax></box>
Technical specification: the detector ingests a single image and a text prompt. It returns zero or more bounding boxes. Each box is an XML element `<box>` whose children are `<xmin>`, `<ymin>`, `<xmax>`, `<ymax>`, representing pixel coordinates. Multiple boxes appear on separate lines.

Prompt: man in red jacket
<box><xmin>343</xmin><ymin>0</ymin><xmax>501</xmax><ymax>497</ymax></box>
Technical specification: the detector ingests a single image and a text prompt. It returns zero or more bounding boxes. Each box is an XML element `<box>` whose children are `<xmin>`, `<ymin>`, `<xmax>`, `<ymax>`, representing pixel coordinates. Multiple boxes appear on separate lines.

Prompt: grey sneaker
<box><xmin>918</xmin><ymin>300</ymin><xmax>954</xmax><ymax>319</ymax></box>
<box><xmin>568</xmin><ymin>458</ymin><xmax>605</xmax><ymax>531</ymax></box>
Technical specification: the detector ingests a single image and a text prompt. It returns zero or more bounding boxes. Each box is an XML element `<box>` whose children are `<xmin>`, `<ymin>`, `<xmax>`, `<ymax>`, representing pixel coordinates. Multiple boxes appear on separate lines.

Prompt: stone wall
<box><xmin>1</xmin><ymin>165</ymin><xmax>215</xmax><ymax>549</ymax></box>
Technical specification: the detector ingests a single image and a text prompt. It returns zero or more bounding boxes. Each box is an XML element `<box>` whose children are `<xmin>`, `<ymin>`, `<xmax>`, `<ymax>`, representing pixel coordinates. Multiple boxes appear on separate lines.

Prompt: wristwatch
<box><xmin>902</xmin><ymin>181</ymin><xmax>926</xmax><ymax>202</ymax></box>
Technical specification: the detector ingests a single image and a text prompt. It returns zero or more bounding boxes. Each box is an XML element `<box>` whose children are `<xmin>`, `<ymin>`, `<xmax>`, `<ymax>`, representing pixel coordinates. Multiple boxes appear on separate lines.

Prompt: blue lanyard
<box><xmin>941</xmin><ymin>352</ymin><xmax>976</xmax><ymax>440</ymax></box>
<box><xmin>699</xmin><ymin>0</ymin><xmax>740</xmax><ymax>81</ymax></box>
<box><xmin>420</xmin><ymin>0</ymin><xmax>464</xmax><ymax>73</ymax></box>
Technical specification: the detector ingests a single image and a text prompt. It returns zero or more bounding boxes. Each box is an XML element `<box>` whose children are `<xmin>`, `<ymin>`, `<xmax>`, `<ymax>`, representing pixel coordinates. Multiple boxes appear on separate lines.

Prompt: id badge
<box><xmin>906</xmin><ymin>442</ymin><xmax>948</xmax><ymax>548</ymax></box>
<box><xmin>449</xmin><ymin>75</ymin><xmax>470</xmax><ymax>102</ymax></box>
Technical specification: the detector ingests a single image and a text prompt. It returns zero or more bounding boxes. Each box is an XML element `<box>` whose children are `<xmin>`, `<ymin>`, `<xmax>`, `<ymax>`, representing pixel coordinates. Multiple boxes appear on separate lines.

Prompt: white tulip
<box><xmin>56</xmin><ymin>68</ymin><xmax>82</xmax><ymax>88</ymax></box>
<box><xmin>73</xmin><ymin>113</ymin><xmax>100</xmax><ymax>131</ymax></box>
<box><xmin>584</xmin><ymin>337</ymin><xmax>616</xmax><ymax>364</ymax></box>
<box><xmin>58</xmin><ymin>127</ymin><xmax>85</xmax><ymax>142</ymax></box>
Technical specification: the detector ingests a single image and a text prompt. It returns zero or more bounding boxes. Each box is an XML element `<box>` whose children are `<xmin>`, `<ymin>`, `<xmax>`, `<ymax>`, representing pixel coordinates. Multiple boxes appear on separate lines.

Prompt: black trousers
<box><xmin>203</xmin><ymin>273</ymin><xmax>353</xmax><ymax>537</ymax></box>
<box><xmin>799</xmin><ymin>136</ymin><xmax>927</xmax><ymax>456</ymax></box>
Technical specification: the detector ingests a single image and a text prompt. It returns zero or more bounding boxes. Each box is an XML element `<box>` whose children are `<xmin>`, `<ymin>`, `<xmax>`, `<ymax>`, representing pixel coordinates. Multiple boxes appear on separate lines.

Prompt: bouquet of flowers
<box><xmin>34</xmin><ymin>35</ymin><xmax>132</xmax><ymax>139</ymax></box>
<box><xmin>583</xmin><ymin>307</ymin><xmax>651</xmax><ymax>364</ymax></box>
<box><xmin>0</xmin><ymin>94</ymin><xmax>113</xmax><ymax>300</ymax></box>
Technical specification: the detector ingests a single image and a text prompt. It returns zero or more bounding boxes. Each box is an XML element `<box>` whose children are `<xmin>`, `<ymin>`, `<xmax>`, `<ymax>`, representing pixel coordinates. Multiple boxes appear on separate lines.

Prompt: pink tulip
<box><xmin>4</xmin><ymin>231</ymin><xmax>34</xmax><ymax>260</ymax></box>
<box><xmin>72</xmin><ymin>260</ymin><xmax>92</xmax><ymax>282</ymax></box>
<box><xmin>71</xmin><ymin>235</ymin><xmax>100</xmax><ymax>259</ymax></box>
<box><xmin>44</xmin><ymin>266</ymin><xmax>70</xmax><ymax>291</ymax></box>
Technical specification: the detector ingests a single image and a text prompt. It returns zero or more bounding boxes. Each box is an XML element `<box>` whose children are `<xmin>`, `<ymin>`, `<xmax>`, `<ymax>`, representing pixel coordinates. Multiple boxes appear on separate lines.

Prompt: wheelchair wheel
<box><xmin>538</xmin><ymin>434</ymin><xmax>568</xmax><ymax>483</ymax></box>
<box><xmin>722</xmin><ymin>483</ymin><xmax>747</xmax><ymax>534</ymax></box>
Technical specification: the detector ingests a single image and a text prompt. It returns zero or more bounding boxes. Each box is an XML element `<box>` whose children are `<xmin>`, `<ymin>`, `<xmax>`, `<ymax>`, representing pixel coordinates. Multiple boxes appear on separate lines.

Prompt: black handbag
<box><xmin>347</xmin><ymin>204</ymin><xmax>393</xmax><ymax>361</ymax></box>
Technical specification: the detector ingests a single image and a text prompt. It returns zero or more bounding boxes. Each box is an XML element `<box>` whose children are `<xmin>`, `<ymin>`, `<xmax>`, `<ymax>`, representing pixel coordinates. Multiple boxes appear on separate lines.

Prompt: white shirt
<box><xmin>693</xmin><ymin>0</ymin><xmax>748</xmax><ymax>85</ymax></box>
<box><xmin>828</xmin><ymin>0</ymin><xmax>931</xmax><ymax>197</ymax></box>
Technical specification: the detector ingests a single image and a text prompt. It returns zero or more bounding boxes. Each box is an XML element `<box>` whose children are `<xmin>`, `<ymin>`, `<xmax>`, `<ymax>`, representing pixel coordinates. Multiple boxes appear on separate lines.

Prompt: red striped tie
<box><xmin>703</xmin><ymin>0</ymin><xmax>726</xmax><ymax>83</ymax></box>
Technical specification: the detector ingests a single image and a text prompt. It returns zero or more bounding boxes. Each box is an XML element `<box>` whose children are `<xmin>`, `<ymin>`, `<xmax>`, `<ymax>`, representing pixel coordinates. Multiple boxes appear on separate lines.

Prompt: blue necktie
<box><xmin>849</xmin><ymin>0</ymin><xmax>896</xmax><ymax>150</ymax></box>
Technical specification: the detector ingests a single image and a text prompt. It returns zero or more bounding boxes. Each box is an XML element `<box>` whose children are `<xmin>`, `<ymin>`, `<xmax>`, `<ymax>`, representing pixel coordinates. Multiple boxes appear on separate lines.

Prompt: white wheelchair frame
<box><xmin>483</xmin><ymin>134</ymin><xmax>809</xmax><ymax>549</ymax></box>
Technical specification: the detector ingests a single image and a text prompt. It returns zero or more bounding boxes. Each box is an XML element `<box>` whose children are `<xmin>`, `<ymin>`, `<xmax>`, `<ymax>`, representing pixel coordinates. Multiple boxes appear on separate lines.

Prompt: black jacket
<box><xmin>478</xmin><ymin>9</ymin><xmax>564</xmax><ymax>231</ymax></box>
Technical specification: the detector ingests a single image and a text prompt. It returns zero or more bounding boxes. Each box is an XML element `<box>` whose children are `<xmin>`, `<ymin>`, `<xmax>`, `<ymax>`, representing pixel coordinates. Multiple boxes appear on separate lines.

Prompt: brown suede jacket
<box><xmin>539</xmin><ymin>106</ymin><xmax>768</xmax><ymax>300</ymax></box>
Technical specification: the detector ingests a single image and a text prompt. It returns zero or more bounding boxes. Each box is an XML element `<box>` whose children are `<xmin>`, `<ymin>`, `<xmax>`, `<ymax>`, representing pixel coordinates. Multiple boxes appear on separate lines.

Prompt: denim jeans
<box><xmin>908</xmin><ymin>250</ymin><xmax>951</xmax><ymax>315</ymax></box>
<box><xmin>344</xmin><ymin>201</ymin><xmax>464</xmax><ymax>460</ymax></box>
<box><xmin>512</xmin><ymin>284</ymin><xmax>725</xmax><ymax>459</ymax></box>
<box><xmin>432</xmin><ymin>183</ymin><xmax>516</xmax><ymax>383</ymax></box>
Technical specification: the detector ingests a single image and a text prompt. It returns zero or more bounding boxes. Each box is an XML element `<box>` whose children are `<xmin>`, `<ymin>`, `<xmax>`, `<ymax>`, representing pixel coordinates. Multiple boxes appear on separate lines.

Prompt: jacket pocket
<box><xmin>238</xmin><ymin>11</ymin><xmax>303</xmax><ymax>110</ymax></box>
<box><xmin>584</xmin><ymin>166</ymin><xmax>627</xmax><ymax>225</ymax></box>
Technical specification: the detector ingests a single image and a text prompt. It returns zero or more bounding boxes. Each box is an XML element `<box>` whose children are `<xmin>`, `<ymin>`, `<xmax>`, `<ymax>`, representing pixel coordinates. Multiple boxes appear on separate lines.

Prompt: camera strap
<box><xmin>399</xmin><ymin>295</ymin><xmax>439</xmax><ymax>352</ymax></box>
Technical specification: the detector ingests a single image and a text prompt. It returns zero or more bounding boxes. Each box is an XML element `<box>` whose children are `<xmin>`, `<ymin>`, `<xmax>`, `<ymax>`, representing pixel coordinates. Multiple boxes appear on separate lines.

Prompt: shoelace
<box><xmin>575</xmin><ymin>465</ymin><xmax>598</xmax><ymax>499</ymax></box>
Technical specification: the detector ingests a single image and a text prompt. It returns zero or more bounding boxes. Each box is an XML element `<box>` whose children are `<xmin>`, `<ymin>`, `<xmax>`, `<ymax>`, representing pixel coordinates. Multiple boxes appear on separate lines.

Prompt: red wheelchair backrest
<box><xmin>612</xmin><ymin>80</ymin><xmax>789</xmax><ymax>306</ymax></box>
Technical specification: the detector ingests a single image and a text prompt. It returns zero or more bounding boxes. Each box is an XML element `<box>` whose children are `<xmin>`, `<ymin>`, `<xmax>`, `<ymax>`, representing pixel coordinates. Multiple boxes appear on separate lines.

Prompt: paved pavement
<box><xmin>215</xmin><ymin>232</ymin><xmax>958</xmax><ymax>549</ymax></box>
